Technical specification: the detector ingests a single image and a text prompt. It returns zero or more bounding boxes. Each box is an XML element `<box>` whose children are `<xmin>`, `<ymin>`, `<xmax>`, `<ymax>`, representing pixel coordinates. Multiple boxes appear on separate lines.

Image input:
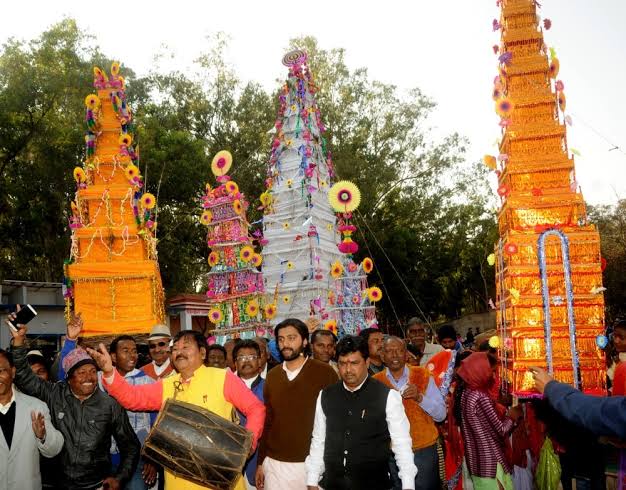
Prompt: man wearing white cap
<box><xmin>142</xmin><ymin>324</ymin><xmax>174</xmax><ymax>380</ymax></box>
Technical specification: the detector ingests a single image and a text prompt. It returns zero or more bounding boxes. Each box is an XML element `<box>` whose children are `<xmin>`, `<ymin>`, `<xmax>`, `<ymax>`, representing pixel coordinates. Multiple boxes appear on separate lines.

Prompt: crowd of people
<box><xmin>2</xmin><ymin>308</ymin><xmax>626</xmax><ymax>490</ymax></box>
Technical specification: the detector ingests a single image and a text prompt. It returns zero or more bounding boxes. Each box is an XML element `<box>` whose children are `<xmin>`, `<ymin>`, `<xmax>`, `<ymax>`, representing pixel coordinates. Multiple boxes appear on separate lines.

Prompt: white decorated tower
<box><xmin>260</xmin><ymin>50</ymin><xmax>343</xmax><ymax>325</ymax></box>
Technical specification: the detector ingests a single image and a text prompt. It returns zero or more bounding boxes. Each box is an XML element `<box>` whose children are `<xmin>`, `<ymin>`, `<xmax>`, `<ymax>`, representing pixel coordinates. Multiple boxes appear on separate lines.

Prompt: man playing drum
<box><xmin>88</xmin><ymin>330</ymin><xmax>266</xmax><ymax>490</ymax></box>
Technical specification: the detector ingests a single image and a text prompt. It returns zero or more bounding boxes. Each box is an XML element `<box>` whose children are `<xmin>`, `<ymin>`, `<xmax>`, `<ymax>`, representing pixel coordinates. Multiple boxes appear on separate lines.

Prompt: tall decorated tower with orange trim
<box><xmin>489</xmin><ymin>0</ymin><xmax>606</xmax><ymax>396</ymax></box>
<box><xmin>64</xmin><ymin>63</ymin><xmax>165</xmax><ymax>337</ymax></box>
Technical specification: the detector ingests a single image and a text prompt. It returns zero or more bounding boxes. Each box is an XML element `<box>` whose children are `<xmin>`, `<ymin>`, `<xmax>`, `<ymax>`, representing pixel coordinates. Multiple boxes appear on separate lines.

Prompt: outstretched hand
<box><xmin>5</xmin><ymin>305</ymin><xmax>28</xmax><ymax>347</ymax></box>
<box><xmin>31</xmin><ymin>411</ymin><xmax>46</xmax><ymax>441</ymax></box>
<box><xmin>66</xmin><ymin>312</ymin><xmax>83</xmax><ymax>340</ymax></box>
<box><xmin>85</xmin><ymin>343</ymin><xmax>115</xmax><ymax>377</ymax></box>
<box><xmin>529</xmin><ymin>366</ymin><xmax>553</xmax><ymax>394</ymax></box>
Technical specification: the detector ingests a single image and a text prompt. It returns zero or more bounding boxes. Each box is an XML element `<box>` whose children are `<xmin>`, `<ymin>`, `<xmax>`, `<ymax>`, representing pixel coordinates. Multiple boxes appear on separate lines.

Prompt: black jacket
<box><xmin>12</xmin><ymin>345</ymin><xmax>140</xmax><ymax>490</ymax></box>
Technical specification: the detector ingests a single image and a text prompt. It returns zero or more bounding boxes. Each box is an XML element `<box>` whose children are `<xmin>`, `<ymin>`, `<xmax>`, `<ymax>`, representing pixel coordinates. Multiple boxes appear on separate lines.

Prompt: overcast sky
<box><xmin>3</xmin><ymin>0</ymin><xmax>625</xmax><ymax>205</ymax></box>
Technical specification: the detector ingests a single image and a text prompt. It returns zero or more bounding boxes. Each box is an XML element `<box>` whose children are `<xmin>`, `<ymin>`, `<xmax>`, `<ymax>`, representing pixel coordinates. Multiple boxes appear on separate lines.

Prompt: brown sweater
<box><xmin>259</xmin><ymin>357</ymin><xmax>338</xmax><ymax>463</ymax></box>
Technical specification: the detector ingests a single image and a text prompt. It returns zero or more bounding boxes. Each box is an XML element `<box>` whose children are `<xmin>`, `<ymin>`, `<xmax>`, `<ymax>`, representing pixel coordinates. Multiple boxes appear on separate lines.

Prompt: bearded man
<box><xmin>255</xmin><ymin>319</ymin><xmax>337</xmax><ymax>490</ymax></box>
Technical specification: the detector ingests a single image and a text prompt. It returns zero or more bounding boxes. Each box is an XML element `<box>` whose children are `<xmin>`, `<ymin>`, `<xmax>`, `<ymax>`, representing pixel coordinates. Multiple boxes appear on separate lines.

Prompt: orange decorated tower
<box><xmin>489</xmin><ymin>0</ymin><xmax>606</xmax><ymax>396</ymax></box>
<box><xmin>64</xmin><ymin>63</ymin><xmax>165</xmax><ymax>337</ymax></box>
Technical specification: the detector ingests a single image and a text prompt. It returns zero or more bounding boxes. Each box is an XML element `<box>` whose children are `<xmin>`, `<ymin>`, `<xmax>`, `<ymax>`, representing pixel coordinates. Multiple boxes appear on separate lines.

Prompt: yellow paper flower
<box><xmin>73</xmin><ymin>167</ymin><xmax>87</xmax><ymax>183</ymax></box>
<box><xmin>240</xmin><ymin>245</ymin><xmax>254</xmax><ymax>262</ymax></box>
<box><xmin>362</xmin><ymin>257</ymin><xmax>374</xmax><ymax>274</ymax></box>
<box><xmin>84</xmin><ymin>94</ymin><xmax>99</xmax><ymax>108</ymax></box>
<box><xmin>125</xmin><ymin>164</ymin><xmax>139</xmax><ymax>180</ymax></box>
<box><xmin>286</xmin><ymin>261</ymin><xmax>295</xmax><ymax>271</ymax></box>
<box><xmin>208</xmin><ymin>251</ymin><xmax>219</xmax><ymax>266</ymax></box>
<box><xmin>324</xmin><ymin>319</ymin><xmax>338</xmax><ymax>335</ymax></box>
<box><xmin>246</xmin><ymin>300</ymin><xmax>260</xmax><ymax>317</ymax></box>
<box><xmin>251</xmin><ymin>253</ymin><xmax>263</xmax><ymax>267</ymax></box>
<box><xmin>111</xmin><ymin>61</ymin><xmax>121</xmax><ymax>77</ymax></box>
<box><xmin>330</xmin><ymin>261</ymin><xmax>344</xmax><ymax>279</ymax></box>
<box><xmin>119</xmin><ymin>133</ymin><xmax>132</xmax><ymax>146</ymax></box>
<box><xmin>233</xmin><ymin>199</ymin><xmax>243</xmax><ymax>215</ymax></box>
<box><xmin>264</xmin><ymin>303</ymin><xmax>277</xmax><ymax>320</ymax></box>
<box><xmin>201</xmin><ymin>210</ymin><xmax>213</xmax><ymax>225</ymax></box>
<box><xmin>483</xmin><ymin>155</ymin><xmax>497</xmax><ymax>170</ymax></box>
<box><xmin>208</xmin><ymin>308</ymin><xmax>223</xmax><ymax>324</ymax></box>
<box><xmin>93</xmin><ymin>66</ymin><xmax>107</xmax><ymax>80</ymax></box>
<box><xmin>495</xmin><ymin>97</ymin><xmax>514</xmax><ymax>118</ymax></box>
<box><xmin>282</xmin><ymin>295</ymin><xmax>291</xmax><ymax>304</ymax></box>
<box><xmin>488</xmin><ymin>336</ymin><xmax>501</xmax><ymax>349</ymax></box>
<box><xmin>225</xmin><ymin>181</ymin><xmax>239</xmax><ymax>194</ymax></box>
<box><xmin>367</xmin><ymin>286</ymin><xmax>383</xmax><ymax>302</ymax></box>
<box><xmin>140</xmin><ymin>193</ymin><xmax>156</xmax><ymax>210</ymax></box>
<box><xmin>487</xmin><ymin>253</ymin><xmax>496</xmax><ymax>266</ymax></box>
<box><xmin>328</xmin><ymin>181</ymin><xmax>361</xmax><ymax>213</ymax></box>
<box><xmin>326</xmin><ymin>223</ymin><xmax>334</xmax><ymax>231</ymax></box>
<box><xmin>549</xmin><ymin>58</ymin><xmax>560</xmax><ymax>78</ymax></box>
<box><xmin>282</xmin><ymin>222</ymin><xmax>290</xmax><ymax>230</ymax></box>
<box><xmin>286</xmin><ymin>179</ymin><xmax>293</xmax><ymax>188</ymax></box>
<box><xmin>211</xmin><ymin>150</ymin><xmax>233</xmax><ymax>176</ymax></box>
<box><xmin>259</xmin><ymin>192</ymin><xmax>272</xmax><ymax>207</ymax></box>
<box><xmin>319</xmin><ymin>180</ymin><xmax>328</xmax><ymax>188</ymax></box>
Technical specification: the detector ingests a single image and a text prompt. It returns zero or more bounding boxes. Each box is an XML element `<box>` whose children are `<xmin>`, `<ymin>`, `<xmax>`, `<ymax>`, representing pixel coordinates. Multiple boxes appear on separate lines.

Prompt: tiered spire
<box><xmin>488</xmin><ymin>0</ymin><xmax>605</xmax><ymax>395</ymax></box>
<box><xmin>260</xmin><ymin>50</ymin><xmax>343</xmax><ymax>325</ymax></box>
<box><xmin>65</xmin><ymin>63</ymin><xmax>164</xmax><ymax>337</ymax></box>
<box><xmin>203</xmin><ymin>151</ymin><xmax>272</xmax><ymax>342</ymax></box>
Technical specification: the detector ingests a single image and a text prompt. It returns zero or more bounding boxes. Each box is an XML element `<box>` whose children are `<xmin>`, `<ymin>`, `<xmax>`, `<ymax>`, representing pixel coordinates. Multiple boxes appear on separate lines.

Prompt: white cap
<box><xmin>148</xmin><ymin>324</ymin><xmax>171</xmax><ymax>340</ymax></box>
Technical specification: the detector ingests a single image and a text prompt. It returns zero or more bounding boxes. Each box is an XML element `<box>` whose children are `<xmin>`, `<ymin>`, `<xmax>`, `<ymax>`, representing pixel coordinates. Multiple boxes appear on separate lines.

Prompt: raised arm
<box><xmin>89</xmin><ymin>344</ymin><xmax>164</xmax><ymax>412</ymax></box>
<box><xmin>224</xmin><ymin>369</ymin><xmax>265</xmax><ymax>449</ymax></box>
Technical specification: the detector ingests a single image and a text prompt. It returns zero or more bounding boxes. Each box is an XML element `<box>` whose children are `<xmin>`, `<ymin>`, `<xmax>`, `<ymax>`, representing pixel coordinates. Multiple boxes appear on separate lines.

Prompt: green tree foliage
<box><xmin>588</xmin><ymin>200</ymin><xmax>626</xmax><ymax>322</ymax></box>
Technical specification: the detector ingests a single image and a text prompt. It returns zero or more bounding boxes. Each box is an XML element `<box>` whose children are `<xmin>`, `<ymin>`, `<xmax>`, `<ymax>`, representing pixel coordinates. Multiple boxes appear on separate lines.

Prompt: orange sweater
<box><xmin>374</xmin><ymin>367</ymin><xmax>439</xmax><ymax>450</ymax></box>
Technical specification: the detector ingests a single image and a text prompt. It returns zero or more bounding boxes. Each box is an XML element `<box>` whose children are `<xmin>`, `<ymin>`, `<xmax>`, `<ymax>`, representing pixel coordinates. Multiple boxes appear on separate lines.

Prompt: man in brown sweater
<box><xmin>256</xmin><ymin>318</ymin><xmax>338</xmax><ymax>490</ymax></box>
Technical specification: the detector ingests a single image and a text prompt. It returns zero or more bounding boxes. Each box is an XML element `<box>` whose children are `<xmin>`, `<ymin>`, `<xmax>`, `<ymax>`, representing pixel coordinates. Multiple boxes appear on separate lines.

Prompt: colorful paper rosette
<box><xmin>330</xmin><ymin>261</ymin><xmax>344</xmax><ymax>279</ymax></box>
<box><xmin>240</xmin><ymin>245</ymin><xmax>254</xmax><ymax>262</ymax></box>
<box><xmin>73</xmin><ymin>167</ymin><xmax>87</xmax><ymax>183</ymax></box>
<box><xmin>245</xmin><ymin>299</ymin><xmax>260</xmax><ymax>317</ymax></box>
<box><xmin>367</xmin><ymin>287</ymin><xmax>383</xmax><ymax>302</ymax></box>
<box><xmin>362</xmin><ymin>257</ymin><xmax>374</xmax><ymax>274</ymax></box>
<box><xmin>119</xmin><ymin>133</ymin><xmax>132</xmax><ymax>147</ymax></box>
<box><xmin>328</xmin><ymin>181</ymin><xmax>361</xmax><ymax>213</ymax></box>
<box><xmin>225</xmin><ymin>181</ymin><xmax>239</xmax><ymax>195</ymax></box>
<box><xmin>495</xmin><ymin>97</ymin><xmax>514</xmax><ymax>118</ymax></box>
<box><xmin>140</xmin><ymin>193</ymin><xmax>156</xmax><ymax>210</ymax></box>
<box><xmin>211</xmin><ymin>150</ymin><xmax>233</xmax><ymax>177</ymax></box>
<box><xmin>208</xmin><ymin>308</ymin><xmax>223</xmax><ymax>324</ymax></box>
<box><xmin>264</xmin><ymin>303</ymin><xmax>277</xmax><ymax>320</ymax></box>
<box><xmin>200</xmin><ymin>210</ymin><xmax>213</xmax><ymax>226</ymax></box>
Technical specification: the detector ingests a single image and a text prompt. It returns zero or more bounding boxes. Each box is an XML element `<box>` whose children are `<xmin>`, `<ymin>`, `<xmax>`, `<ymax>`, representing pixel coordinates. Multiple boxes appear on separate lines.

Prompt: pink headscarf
<box><xmin>457</xmin><ymin>352</ymin><xmax>494</xmax><ymax>391</ymax></box>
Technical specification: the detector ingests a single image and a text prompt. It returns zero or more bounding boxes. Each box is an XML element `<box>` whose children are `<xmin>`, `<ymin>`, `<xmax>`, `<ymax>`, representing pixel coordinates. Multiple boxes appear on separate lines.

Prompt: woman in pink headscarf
<box><xmin>456</xmin><ymin>352</ymin><xmax>522</xmax><ymax>490</ymax></box>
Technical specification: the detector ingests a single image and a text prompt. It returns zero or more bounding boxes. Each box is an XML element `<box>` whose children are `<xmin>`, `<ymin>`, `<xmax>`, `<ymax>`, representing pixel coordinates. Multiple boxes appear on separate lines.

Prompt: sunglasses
<box><xmin>236</xmin><ymin>355</ymin><xmax>258</xmax><ymax>362</ymax></box>
<box><xmin>149</xmin><ymin>341</ymin><xmax>169</xmax><ymax>350</ymax></box>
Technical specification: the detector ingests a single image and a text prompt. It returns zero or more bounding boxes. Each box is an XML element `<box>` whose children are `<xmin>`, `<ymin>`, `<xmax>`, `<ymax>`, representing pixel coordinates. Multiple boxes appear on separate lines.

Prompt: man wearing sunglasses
<box><xmin>234</xmin><ymin>340</ymin><xmax>265</xmax><ymax>489</ymax></box>
<box><xmin>142</xmin><ymin>324</ymin><xmax>174</xmax><ymax>380</ymax></box>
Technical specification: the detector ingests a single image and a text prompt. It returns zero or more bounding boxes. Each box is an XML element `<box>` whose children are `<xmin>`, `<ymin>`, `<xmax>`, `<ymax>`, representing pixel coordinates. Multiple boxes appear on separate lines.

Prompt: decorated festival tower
<box><xmin>65</xmin><ymin>63</ymin><xmax>165</xmax><ymax>337</ymax></box>
<box><xmin>204</xmin><ymin>151</ymin><xmax>272</xmax><ymax>343</ymax></box>
<box><xmin>325</xmin><ymin>182</ymin><xmax>381</xmax><ymax>336</ymax></box>
<box><xmin>261</xmin><ymin>50</ymin><xmax>343</xmax><ymax>324</ymax></box>
<box><xmin>488</xmin><ymin>0</ymin><xmax>605</xmax><ymax>396</ymax></box>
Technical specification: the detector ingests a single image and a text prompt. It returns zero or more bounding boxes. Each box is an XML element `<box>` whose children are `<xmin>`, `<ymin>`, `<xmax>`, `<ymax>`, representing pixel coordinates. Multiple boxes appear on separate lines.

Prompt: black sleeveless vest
<box><xmin>320</xmin><ymin>377</ymin><xmax>392</xmax><ymax>490</ymax></box>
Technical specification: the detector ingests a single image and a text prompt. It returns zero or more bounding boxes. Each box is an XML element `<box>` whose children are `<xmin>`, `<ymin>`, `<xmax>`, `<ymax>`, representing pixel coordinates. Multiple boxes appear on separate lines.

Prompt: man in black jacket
<box><xmin>7</xmin><ymin>314</ymin><xmax>140</xmax><ymax>490</ymax></box>
<box><xmin>306</xmin><ymin>335</ymin><xmax>416</xmax><ymax>490</ymax></box>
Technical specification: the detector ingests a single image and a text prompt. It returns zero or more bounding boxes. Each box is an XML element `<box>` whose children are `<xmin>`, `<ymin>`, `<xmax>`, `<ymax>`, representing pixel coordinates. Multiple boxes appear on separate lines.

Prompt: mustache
<box><xmin>175</xmin><ymin>354</ymin><xmax>188</xmax><ymax>361</ymax></box>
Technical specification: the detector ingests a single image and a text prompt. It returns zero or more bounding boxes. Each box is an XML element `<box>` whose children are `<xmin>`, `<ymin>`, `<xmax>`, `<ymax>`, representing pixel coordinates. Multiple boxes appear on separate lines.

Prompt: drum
<box><xmin>142</xmin><ymin>399</ymin><xmax>252</xmax><ymax>490</ymax></box>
